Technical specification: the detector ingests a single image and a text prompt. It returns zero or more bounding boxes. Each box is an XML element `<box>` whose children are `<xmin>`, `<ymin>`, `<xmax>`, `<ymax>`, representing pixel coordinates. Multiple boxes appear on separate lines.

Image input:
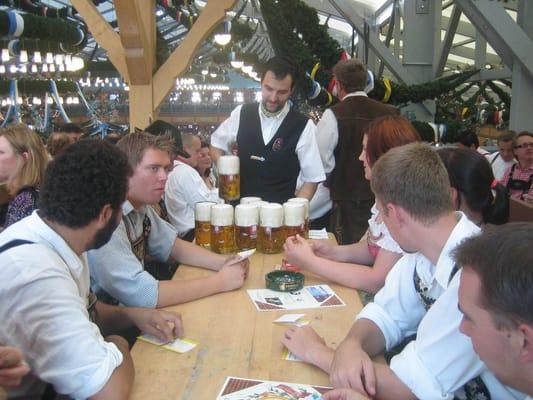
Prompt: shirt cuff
<box><xmin>389</xmin><ymin>341</ymin><xmax>453</xmax><ymax>400</ymax></box>
<box><xmin>356</xmin><ymin>302</ymin><xmax>403</xmax><ymax>351</ymax></box>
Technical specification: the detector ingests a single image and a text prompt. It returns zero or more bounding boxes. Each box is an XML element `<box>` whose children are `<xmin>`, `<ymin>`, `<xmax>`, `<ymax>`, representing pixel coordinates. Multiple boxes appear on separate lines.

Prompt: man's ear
<box><xmin>450</xmin><ymin>187</ymin><xmax>459</xmax><ymax>210</ymax></box>
<box><xmin>97</xmin><ymin>204</ymin><xmax>114</xmax><ymax>227</ymax></box>
<box><xmin>518</xmin><ymin>323</ymin><xmax>533</xmax><ymax>363</ymax></box>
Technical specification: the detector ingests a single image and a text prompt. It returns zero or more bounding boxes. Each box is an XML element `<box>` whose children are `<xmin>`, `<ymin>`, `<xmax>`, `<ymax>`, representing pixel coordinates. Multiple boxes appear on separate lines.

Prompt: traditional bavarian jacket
<box><xmin>357</xmin><ymin>213</ymin><xmax>527</xmax><ymax>399</ymax></box>
<box><xmin>88</xmin><ymin>201</ymin><xmax>176</xmax><ymax>308</ymax></box>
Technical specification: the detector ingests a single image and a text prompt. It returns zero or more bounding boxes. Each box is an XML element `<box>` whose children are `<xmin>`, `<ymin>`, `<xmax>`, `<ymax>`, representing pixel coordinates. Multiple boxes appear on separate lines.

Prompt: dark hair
<box><xmin>39</xmin><ymin>140</ymin><xmax>132</xmax><ymax>228</ymax></box>
<box><xmin>364</xmin><ymin>115</ymin><xmax>420</xmax><ymax>167</ymax></box>
<box><xmin>497</xmin><ymin>130</ymin><xmax>515</xmax><ymax>144</ymax></box>
<box><xmin>103</xmin><ymin>132</ymin><xmax>123</xmax><ymax>145</ymax></box>
<box><xmin>453</xmin><ymin>223</ymin><xmax>533</xmax><ymax>328</ymax></box>
<box><xmin>47</xmin><ymin>132</ymin><xmax>72</xmax><ymax>157</ymax></box>
<box><xmin>333</xmin><ymin>59</ymin><xmax>367</xmax><ymax>93</ymax></box>
<box><xmin>456</xmin><ymin>129</ymin><xmax>479</xmax><ymax>149</ymax></box>
<box><xmin>59</xmin><ymin>123</ymin><xmax>84</xmax><ymax>134</ymax></box>
<box><xmin>260</xmin><ymin>57</ymin><xmax>296</xmax><ymax>89</ymax></box>
<box><xmin>514</xmin><ymin>131</ymin><xmax>533</xmax><ymax>146</ymax></box>
<box><xmin>437</xmin><ymin>147</ymin><xmax>509</xmax><ymax>225</ymax></box>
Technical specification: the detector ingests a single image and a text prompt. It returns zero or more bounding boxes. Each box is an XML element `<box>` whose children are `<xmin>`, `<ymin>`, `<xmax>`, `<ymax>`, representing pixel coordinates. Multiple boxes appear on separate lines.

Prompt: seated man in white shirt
<box><xmin>282</xmin><ymin>143</ymin><xmax>524</xmax><ymax>399</ymax></box>
<box><xmin>455</xmin><ymin>223</ymin><xmax>533</xmax><ymax>399</ymax></box>
<box><xmin>0</xmin><ymin>141</ymin><xmax>183</xmax><ymax>399</ymax></box>
<box><xmin>88</xmin><ymin>132</ymin><xmax>249</xmax><ymax>309</ymax></box>
<box><xmin>165</xmin><ymin>132</ymin><xmax>221</xmax><ymax>241</ymax></box>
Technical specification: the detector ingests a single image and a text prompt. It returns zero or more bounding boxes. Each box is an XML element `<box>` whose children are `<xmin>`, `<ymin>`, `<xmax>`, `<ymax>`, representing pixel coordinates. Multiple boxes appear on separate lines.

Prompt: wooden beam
<box><xmin>115</xmin><ymin>0</ymin><xmax>154</xmax><ymax>84</ymax></box>
<box><xmin>70</xmin><ymin>0</ymin><xmax>128</xmax><ymax>80</ymax></box>
<box><xmin>153</xmin><ymin>0</ymin><xmax>238</xmax><ymax>107</ymax></box>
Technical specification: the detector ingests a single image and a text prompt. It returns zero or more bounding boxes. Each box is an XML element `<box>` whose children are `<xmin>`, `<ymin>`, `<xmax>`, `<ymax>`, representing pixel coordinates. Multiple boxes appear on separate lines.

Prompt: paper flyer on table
<box><xmin>247</xmin><ymin>284</ymin><xmax>345</xmax><ymax>311</ymax></box>
<box><xmin>216</xmin><ymin>376</ymin><xmax>331</xmax><ymax>399</ymax></box>
<box><xmin>137</xmin><ymin>333</ymin><xmax>198</xmax><ymax>353</ymax></box>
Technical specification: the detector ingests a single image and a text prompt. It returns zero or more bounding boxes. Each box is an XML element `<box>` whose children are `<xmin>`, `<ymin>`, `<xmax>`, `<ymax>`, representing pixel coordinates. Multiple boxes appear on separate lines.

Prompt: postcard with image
<box><xmin>216</xmin><ymin>376</ymin><xmax>331</xmax><ymax>399</ymax></box>
<box><xmin>247</xmin><ymin>284</ymin><xmax>345</xmax><ymax>311</ymax></box>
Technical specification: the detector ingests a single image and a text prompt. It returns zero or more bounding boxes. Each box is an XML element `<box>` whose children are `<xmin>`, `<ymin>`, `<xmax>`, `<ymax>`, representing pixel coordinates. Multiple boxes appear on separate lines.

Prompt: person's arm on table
<box><xmin>310</xmin><ymin>235</ymin><xmax>376</xmax><ymax>265</ymax></box>
<box><xmin>96</xmin><ymin>302</ymin><xmax>184</xmax><ymax>342</ymax></box>
<box><xmin>284</xmin><ymin>235</ymin><xmax>401</xmax><ymax>293</ymax></box>
<box><xmin>323</xmin><ymin>388</ymin><xmax>367</xmax><ymax>400</ymax></box>
<box><xmin>281</xmin><ymin>325</ymin><xmax>334</xmax><ymax>373</ymax></box>
<box><xmin>89</xmin><ymin>335</ymin><xmax>133</xmax><ymax>400</ymax></box>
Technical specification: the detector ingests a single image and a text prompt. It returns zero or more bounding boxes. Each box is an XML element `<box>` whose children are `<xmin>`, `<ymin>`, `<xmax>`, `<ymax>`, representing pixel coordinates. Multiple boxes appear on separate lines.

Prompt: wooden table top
<box><xmin>130</xmin><ymin>237</ymin><xmax>364</xmax><ymax>399</ymax></box>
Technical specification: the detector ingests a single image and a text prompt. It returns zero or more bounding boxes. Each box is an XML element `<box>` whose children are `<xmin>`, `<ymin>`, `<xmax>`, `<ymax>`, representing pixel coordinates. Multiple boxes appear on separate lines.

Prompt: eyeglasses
<box><xmin>514</xmin><ymin>142</ymin><xmax>533</xmax><ymax>149</ymax></box>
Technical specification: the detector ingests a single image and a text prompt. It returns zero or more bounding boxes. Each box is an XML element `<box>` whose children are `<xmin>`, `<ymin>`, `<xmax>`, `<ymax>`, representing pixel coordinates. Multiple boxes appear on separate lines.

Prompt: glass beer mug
<box><xmin>210</xmin><ymin>204</ymin><xmax>235</xmax><ymax>254</ymax></box>
<box><xmin>288</xmin><ymin>197</ymin><xmax>310</xmax><ymax>239</ymax></box>
<box><xmin>240</xmin><ymin>196</ymin><xmax>262</xmax><ymax>205</ymax></box>
<box><xmin>257</xmin><ymin>203</ymin><xmax>284</xmax><ymax>254</ymax></box>
<box><xmin>234</xmin><ymin>204</ymin><xmax>259</xmax><ymax>251</ymax></box>
<box><xmin>217</xmin><ymin>155</ymin><xmax>240</xmax><ymax>202</ymax></box>
<box><xmin>194</xmin><ymin>201</ymin><xmax>216</xmax><ymax>248</ymax></box>
<box><xmin>283</xmin><ymin>202</ymin><xmax>306</xmax><ymax>238</ymax></box>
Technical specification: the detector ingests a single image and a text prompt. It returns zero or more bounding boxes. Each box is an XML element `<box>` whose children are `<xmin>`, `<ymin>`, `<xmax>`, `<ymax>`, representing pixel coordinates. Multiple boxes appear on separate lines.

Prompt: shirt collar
<box><xmin>122</xmin><ymin>200</ymin><xmax>146</xmax><ymax>217</ymax></box>
<box><xmin>434</xmin><ymin>212</ymin><xmax>480</xmax><ymax>288</ymax></box>
<box><xmin>258</xmin><ymin>101</ymin><xmax>290</xmax><ymax>121</ymax></box>
<box><xmin>343</xmin><ymin>91</ymin><xmax>368</xmax><ymax>100</ymax></box>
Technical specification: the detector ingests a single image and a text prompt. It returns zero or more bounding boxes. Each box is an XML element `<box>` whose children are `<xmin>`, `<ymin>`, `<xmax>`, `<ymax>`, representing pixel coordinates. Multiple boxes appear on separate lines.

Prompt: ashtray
<box><xmin>265</xmin><ymin>270</ymin><xmax>304</xmax><ymax>292</ymax></box>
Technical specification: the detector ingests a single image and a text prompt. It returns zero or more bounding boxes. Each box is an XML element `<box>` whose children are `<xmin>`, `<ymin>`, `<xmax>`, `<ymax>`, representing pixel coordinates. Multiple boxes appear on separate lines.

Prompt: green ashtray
<box><xmin>265</xmin><ymin>270</ymin><xmax>305</xmax><ymax>292</ymax></box>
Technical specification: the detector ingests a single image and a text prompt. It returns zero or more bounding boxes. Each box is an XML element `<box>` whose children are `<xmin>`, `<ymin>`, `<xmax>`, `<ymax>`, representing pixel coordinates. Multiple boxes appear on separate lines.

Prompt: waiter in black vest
<box><xmin>210</xmin><ymin>57</ymin><xmax>325</xmax><ymax>204</ymax></box>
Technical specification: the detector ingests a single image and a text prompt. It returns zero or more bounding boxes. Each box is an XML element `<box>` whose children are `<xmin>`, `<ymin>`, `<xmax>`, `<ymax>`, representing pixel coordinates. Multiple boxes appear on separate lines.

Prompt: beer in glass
<box><xmin>258</xmin><ymin>203</ymin><xmax>284</xmax><ymax>254</ymax></box>
<box><xmin>283</xmin><ymin>202</ymin><xmax>306</xmax><ymax>238</ymax></box>
<box><xmin>217</xmin><ymin>155</ymin><xmax>240</xmax><ymax>201</ymax></box>
<box><xmin>235</xmin><ymin>204</ymin><xmax>259</xmax><ymax>251</ymax></box>
<box><xmin>288</xmin><ymin>197</ymin><xmax>310</xmax><ymax>238</ymax></box>
<box><xmin>194</xmin><ymin>201</ymin><xmax>216</xmax><ymax>248</ymax></box>
<box><xmin>210</xmin><ymin>204</ymin><xmax>235</xmax><ymax>254</ymax></box>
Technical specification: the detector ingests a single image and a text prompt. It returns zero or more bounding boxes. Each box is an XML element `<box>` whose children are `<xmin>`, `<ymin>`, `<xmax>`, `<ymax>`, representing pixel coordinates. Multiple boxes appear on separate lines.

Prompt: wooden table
<box><xmin>130</xmin><ymin>237</ymin><xmax>364</xmax><ymax>399</ymax></box>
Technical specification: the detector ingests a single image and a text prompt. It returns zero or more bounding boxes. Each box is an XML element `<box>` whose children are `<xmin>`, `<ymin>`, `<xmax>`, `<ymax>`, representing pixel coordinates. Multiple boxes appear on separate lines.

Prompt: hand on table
<box><xmin>283</xmin><ymin>235</ymin><xmax>316</xmax><ymax>270</ymax></box>
<box><xmin>323</xmin><ymin>388</ymin><xmax>368</xmax><ymax>400</ymax></box>
<box><xmin>310</xmin><ymin>239</ymin><xmax>337</xmax><ymax>260</ymax></box>
<box><xmin>330</xmin><ymin>338</ymin><xmax>376</xmax><ymax>397</ymax></box>
<box><xmin>0</xmin><ymin>346</ymin><xmax>30</xmax><ymax>389</ymax></box>
<box><xmin>281</xmin><ymin>326</ymin><xmax>329</xmax><ymax>366</ymax></box>
<box><xmin>217</xmin><ymin>255</ymin><xmax>249</xmax><ymax>291</ymax></box>
<box><xmin>129</xmin><ymin>308</ymin><xmax>184</xmax><ymax>343</ymax></box>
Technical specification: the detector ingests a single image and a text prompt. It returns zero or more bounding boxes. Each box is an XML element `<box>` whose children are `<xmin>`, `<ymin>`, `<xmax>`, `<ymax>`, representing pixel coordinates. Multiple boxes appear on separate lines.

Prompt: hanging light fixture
<box><xmin>214</xmin><ymin>20</ymin><xmax>232</xmax><ymax>46</ymax></box>
<box><xmin>230</xmin><ymin>51</ymin><xmax>243</xmax><ymax>69</ymax></box>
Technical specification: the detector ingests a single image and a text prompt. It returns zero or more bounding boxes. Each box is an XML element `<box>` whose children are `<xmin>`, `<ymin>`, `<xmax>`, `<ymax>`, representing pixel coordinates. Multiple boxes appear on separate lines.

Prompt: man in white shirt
<box><xmin>165</xmin><ymin>132</ymin><xmax>221</xmax><ymax>241</ymax></box>
<box><xmin>88</xmin><ymin>132</ymin><xmax>249</xmax><ymax>309</ymax></box>
<box><xmin>485</xmin><ymin>131</ymin><xmax>516</xmax><ymax>180</ymax></box>
<box><xmin>282</xmin><ymin>143</ymin><xmax>524</xmax><ymax>399</ymax></box>
<box><xmin>316</xmin><ymin>58</ymin><xmax>396</xmax><ymax>244</ymax></box>
<box><xmin>210</xmin><ymin>57</ymin><xmax>325</xmax><ymax>204</ymax></box>
<box><xmin>456</xmin><ymin>223</ymin><xmax>533</xmax><ymax>399</ymax></box>
<box><xmin>0</xmin><ymin>141</ymin><xmax>183</xmax><ymax>399</ymax></box>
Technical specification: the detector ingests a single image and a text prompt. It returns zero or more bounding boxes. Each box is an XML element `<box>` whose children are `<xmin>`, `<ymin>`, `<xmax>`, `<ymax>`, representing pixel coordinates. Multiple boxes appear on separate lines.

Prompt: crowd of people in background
<box><xmin>0</xmin><ymin>56</ymin><xmax>532</xmax><ymax>400</ymax></box>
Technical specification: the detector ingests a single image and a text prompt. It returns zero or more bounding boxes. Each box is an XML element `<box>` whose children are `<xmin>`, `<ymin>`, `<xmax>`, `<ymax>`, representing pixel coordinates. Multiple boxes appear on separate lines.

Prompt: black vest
<box><xmin>236</xmin><ymin>103</ymin><xmax>307</xmax><ymax>204</ymax></box>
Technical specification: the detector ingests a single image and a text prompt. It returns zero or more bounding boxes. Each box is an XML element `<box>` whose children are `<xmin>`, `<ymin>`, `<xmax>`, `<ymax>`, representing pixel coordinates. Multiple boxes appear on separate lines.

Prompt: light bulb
<box><xmin>20</xmin><ymin>50</ymin><xmax>28</xmax><ymax>63</ymax></box>
<box><xmin>46</xmin><ymin>52</ymin><xmax>54</xmax><ymax>64</ymax></box>
<box><xmin>34</xmin><ymin>51</ymin><xmax>42</xmax><ymax>63</ymax></box>
<box><xmin>1</xmin><ymin>49</ymin><xmax>9</xmax><ymax>62</ymax></box>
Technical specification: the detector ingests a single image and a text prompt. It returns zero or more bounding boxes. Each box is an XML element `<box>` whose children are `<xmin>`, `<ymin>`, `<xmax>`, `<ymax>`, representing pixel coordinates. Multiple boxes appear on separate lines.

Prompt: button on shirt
<box><xmin>88</xmin><ymin>201</ymin><xmax>177</xmax><ymax>308</ymax></box>
<box><xmin>315</xmin><ymin>91</ymin><xmax>368</xmax><ymax>173</ymax></box>
<box><xmin>165</xmin><ymin>160</ymin><xmax>222</xmax><ymax>236</ymax></box>
<box><xmin>211</xmin><ymin>103</ymin><xmax>325</xmax><ymax>184</ymax></box>
<box><xmin>0</xmin><ymin>212</ymin><xmax>122</xmax><ymax>399</ymax></box>
<box><xmin>357</xmin><ymin>213</ymin><xmax>526</xmax><ymax>399</ymax></box>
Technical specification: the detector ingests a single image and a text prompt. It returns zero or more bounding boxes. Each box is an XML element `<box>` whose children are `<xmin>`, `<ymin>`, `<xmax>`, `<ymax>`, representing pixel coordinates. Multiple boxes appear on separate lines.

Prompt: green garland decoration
<box><xmin>231</xmin><ymin>20</ymin><xmax>254</xmax><ymax>43</ymax></box>
<box><xmin>0</xmin><ymin>79</ymin><xmax>77</xmax><ymax>96</ymax></box>
<box><xmin>486</xmin><ymin>80</ymin><xmax>511</xmax><ymax>108</ymax></box>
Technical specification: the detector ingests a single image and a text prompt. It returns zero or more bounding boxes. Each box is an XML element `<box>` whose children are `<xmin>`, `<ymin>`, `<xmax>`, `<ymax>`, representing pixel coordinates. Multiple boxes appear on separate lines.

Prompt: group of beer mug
<box><xmin>194</xmin><ymin>197</ymin><xmax>310</xmax><ymax>255</ymax></box>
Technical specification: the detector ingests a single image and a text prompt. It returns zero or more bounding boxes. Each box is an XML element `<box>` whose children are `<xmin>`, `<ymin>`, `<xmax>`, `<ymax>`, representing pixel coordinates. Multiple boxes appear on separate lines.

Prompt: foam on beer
<box><xmin>240</xmin><ymin>196</ymin><xmax>262</xmax><ymax>204</ymax></box>
<box><xmin>288</xmin><ymin>197</ymin><xmax>309</xmax><ymax>219</ymax></box>
<box><xmin>260</xmin><ymin>203</ymin><xmax>283</xmax><ymax>228</ymax></box>
<box><xmin>217</xmin><ymin>155</ymin><xmax>239</xmax><ymax>175</ymax></box>
<box><xmin>210</xmin><ymin>204</ymin><xmax>234</xmax><ymax>226</ymax></box>
<box><xmin>235</xmin><ymin>204</ymin><xmax>259</xmax><ymax>227</ymax></box>
<box><xmin>195</xmin><ymin>201</ymin><xmax>216</xmax><ymax>222</ymax></box>
<box><xmin>283</xmin><ymin>202</ymin><xmax>305</xmax><ymax>227</ymax></box>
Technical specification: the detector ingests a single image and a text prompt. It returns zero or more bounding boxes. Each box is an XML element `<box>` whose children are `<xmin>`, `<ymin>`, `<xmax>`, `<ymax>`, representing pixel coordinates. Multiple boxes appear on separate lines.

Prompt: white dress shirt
<box><xmin>357</xmin><ymin>213</ymin><xmax>526</xmax><ymax>399</ymax></box>
<box><xmin>211</xmin><ymin>102</ymin><xmax>325</xmax><ymax>184</ymax></box>
<box><xmin>315</xmin><ymin>91</ymin><xmax>368</xmax><ymax>173</ymax></box>
<box><xmin>367</xmin><ymin>203</ymin><xmax>403</xmax><ymax>254</ymax></box>
<box><xmin>485</xmin><ymin>152</ymin><xmax>516</xmax><ymax>181</ymax></box>
<box><xmin>88</xmin><ymin>201</ymin><xmax>177</xmax><ymax>307</ymax></box>
<box><xmin>165</xmin><ymin>160</ymin><xmax>222</xmax><ymax>237</ymax></box>
<box><xmin>0</xmin><ymin>212</ymin><xmax>122</xmax><ymax>399</ymax></box>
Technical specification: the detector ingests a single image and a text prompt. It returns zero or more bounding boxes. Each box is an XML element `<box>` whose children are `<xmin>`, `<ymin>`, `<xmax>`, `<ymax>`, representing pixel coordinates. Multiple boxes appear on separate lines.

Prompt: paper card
<box><xmin>216</xmin><ymin>376</ymin><xmax>331</xmax><ymax>399</ymax></box>
<box><xmin>273</xmin><ymin>313</ymin><xmax>309</xmax><ymax>326</ymax></box>
<box><xmin>282</xmin><ymin>347</ymin><xmax>302</xmax><ymax>362</ymax></box>
<box><xmin>308</xmin><ymin>228</ymin><xmax>329</xmax><ymax>240</ymax></box>
<box><xmin>237</xmin><ymin>248</ymin><xmax>256</xmax><ymax>259</ymax></box>
<box><xmin>137</xmin><ymin>334</ymin><xmax>198</xmax><ymax>354</ymax></box>
<box><xmin>247</xmin><ymin>284</ymin><xmax>345</xmax><ymax>312</ymax></box>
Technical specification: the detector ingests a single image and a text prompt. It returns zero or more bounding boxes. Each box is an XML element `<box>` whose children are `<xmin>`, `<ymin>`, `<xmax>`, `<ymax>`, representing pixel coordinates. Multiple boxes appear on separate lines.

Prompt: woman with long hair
<box><xmin>0</xmin><ymin>124</ymin><xmax>48</xmax><ymax>227</ymax></box>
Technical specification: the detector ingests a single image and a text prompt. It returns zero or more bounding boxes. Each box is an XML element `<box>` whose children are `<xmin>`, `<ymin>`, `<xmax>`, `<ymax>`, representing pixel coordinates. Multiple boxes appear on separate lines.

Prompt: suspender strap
<box><xmin>413</xmin><ymin>264</ymin><xmax>460</xmax><ymax>311</ymax></box>
<box><xmin>0</xmin><ymin>239</ymin><xmax>34</xmax><ymax>253</ymax></box>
